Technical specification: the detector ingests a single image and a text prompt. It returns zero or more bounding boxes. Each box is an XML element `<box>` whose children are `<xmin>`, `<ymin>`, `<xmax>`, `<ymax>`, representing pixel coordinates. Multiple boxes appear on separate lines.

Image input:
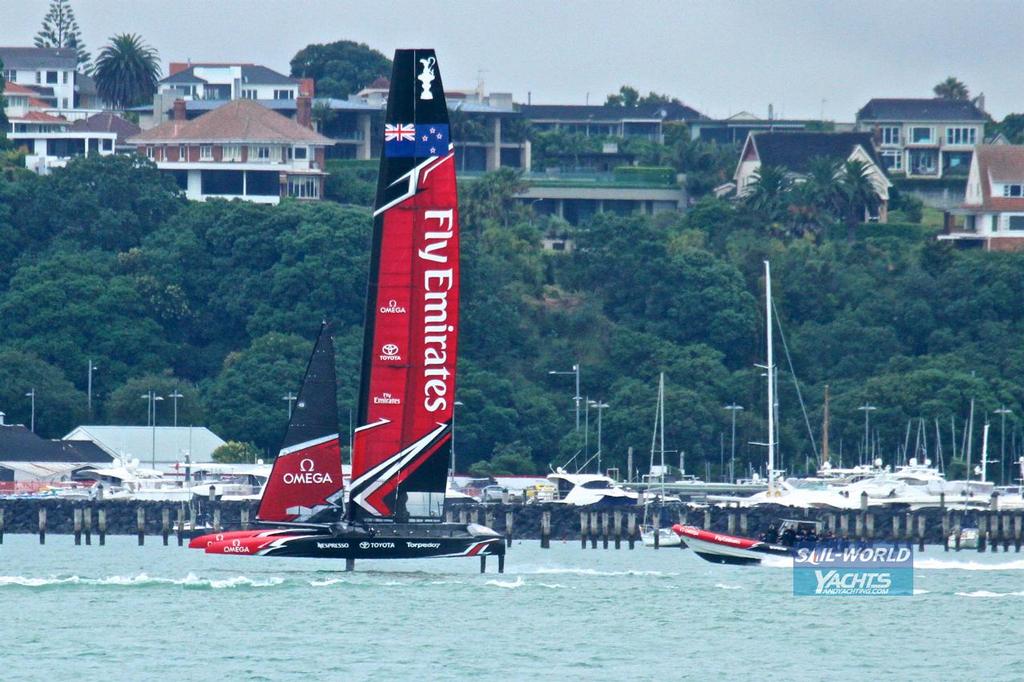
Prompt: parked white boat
<box><xmin>546</xmin><ymin>469</ymin><xmax>638</xmax><ymax>506</ymax></box>
<box><xmin>641</xmin><ymin>526</ymin><xmax>682</xmax><ymax>547</ymax></box>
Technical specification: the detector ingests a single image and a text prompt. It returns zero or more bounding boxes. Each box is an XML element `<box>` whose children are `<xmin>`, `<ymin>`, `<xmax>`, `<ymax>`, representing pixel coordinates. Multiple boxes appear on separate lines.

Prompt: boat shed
<box><xmin>0</xmin><ymin>423</ymin><xmax>112</xmax><ymax>483</ymax></box>
<box><xmin>63</xmin><ymin>425</ymin><xmax>226</xmax><ymax>469</ymax></box>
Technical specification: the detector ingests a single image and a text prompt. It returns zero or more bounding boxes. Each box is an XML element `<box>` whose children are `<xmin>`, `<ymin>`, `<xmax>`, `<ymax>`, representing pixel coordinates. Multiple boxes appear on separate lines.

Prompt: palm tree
<box><xmin>745</xmin><ymin>165</ymin><xmax>792</xmax><ymax>225</ymax></box>
<box><xmin>93</xmin><ymin>33</ymin><xmax>161</xmax><ymax>110</ymax></box>
<box><xmin>933</xmin><ymin>77</ymin><xmax>969</xmax><ymax>101</ymax></box>
<box><xmin>836</xmin><ymin>160</ymin><xmax>881</xmax><ymax>240</ymax></box>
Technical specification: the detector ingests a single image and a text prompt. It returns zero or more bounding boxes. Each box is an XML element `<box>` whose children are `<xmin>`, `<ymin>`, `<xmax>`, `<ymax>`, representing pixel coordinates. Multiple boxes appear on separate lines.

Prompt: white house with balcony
<box><xmin>0</xmin><ymin>46</ymin><xmax>76</xmax><ymax>110</ymax></box>
<box><xmin>7</xmin><ymin>111</ymin><xmax>119</xmax><ymax>175</ymax></box>
<box><xmin>855</xmin><ymin>98</ymin><xmax>986</xmax><ymax>179</ymax></box>
<box><xmin>939</xmin><ymin>144</ymin><xmax>1024</xmax><ymax>252</ymax></box>
<box><xmin>127</xmin><ymin>98</ymin><xmax>331</xmax><ymax>203</ymax></box>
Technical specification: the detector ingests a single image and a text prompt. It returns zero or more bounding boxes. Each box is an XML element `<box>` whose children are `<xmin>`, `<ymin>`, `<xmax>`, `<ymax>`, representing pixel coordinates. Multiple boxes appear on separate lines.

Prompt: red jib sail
<box><xmin>256</xmin><ymin>323</ymin><xmax>344</xmax><ymax>524</ymax></box>
<box><xmin>348</xmin><ymin>49</ymin><xmax>458</xmax><ymax>521</ymax></box>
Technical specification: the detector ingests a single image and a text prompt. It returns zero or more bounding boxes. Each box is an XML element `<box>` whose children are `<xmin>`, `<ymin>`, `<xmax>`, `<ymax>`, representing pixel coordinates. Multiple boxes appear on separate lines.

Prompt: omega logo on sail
<box><xmin>418</xmin><ymin>209</ymin><xmax>455</xmax><ymax>412</ymax></box>
<box><xmin>282</xmin><ymin>457</ymin><xmax>334</xmax><ymax>485</ymax></box>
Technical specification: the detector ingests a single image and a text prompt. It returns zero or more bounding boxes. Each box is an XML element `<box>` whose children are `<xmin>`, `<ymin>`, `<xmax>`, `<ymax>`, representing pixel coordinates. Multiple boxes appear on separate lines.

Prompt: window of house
<box><xmin>3</xmin><ymin>69</ymin><xmax>15</xmax><ymax>82</ymax></box>
<box><xmin>1009</xmin><ymin>216</ymin><xmax>1024</xmax><ymax>230</ymax></box>
<box><xmin>62</xmin><ymin>71</ymin><xmax>69</xmax><ymax>84</ymax></box>
<box><xmin>911</xmin><ymin>127</ymin><xmax>933</xmax><ymax>143</ymax></box>
<box><xmin>1002</xmin><ymin>184</ymin><xmax>1023</xmax><ymax>197</ymax></box>
<box><xmin>146</xmin><ymin>146</ymin><xmax>154</xmax><ymax>159</ymax></box>
<box><xmin>881</xmin><ymin>127</ymin><xmax>900</xmax><ymax>145</ymax></box>
<box><xmin>293</xmin><ymin>146</ymin><xmax>308</xmax><ymax>160</ymax></box>
<box><xmin>178</xmin><ymin>145</ymin><xmax>186</xmax><ymax>160</ymax></box>
<box><xmin>200</xmin><ymin>145</ymin><xmax>213</xmax><ymax>160</ymax></box>
<box><xmin>102</xmin><ymin>139</ymin><xmax>112</xmax><ymax>151</ymax></box>
<box><xmin>241</xmin><ymin>88</ymin><xmax>257</xmax><ymax>100</ymax></box>
<box><xmin>222</xmin><ymin>144</ymin><xmax>241</xmax><ymax>161</ymax></box>
<box><xmin>250</xmin><ymin>145</ymin><xmax>271</xmax><ymax>161</ymax></box>
<box><xmin>881</xmin><ymin>150</ymin><xmax>902</xmax><ymax>171</ymax></box>
<box><xmin>945</xmin><ymin>127</ymin><xmax>977</xmax><ymax>145</ymax></box>
<box><xmin>35</xmin><ymin>71</ymin><xmax>41</xmax><ymax>84</ymax></box>
<box><xmin>274</xmin><ymin>89</ymin><xmax>295</xmax><ymax>100</ymax></box>
<box><xmin>46</xmin><ymin>70</ymin><xmax>58</xmax><ymax>84</ymax></box>
<box><xmin>61</xmin><ymin>98</ymin><xmax>68</xmax><ymax>109</ymax></box>
<box><xmin>288</xmin><ymin>176</ymin><xmax>319</xmax><ymax>198</ymax></box>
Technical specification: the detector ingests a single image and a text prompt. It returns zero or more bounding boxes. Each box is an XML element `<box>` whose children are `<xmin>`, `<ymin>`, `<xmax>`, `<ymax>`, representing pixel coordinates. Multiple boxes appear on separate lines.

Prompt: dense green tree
<box><xmin>995</xmin><ymin>113</ymin><xmax>1024</xmax><ymax>144</ymax></box>
<box><xmin>0</xmin><ymin>348</ymin><xmax>85</xmax><ymax>437</ymax></box>
<box><xmin>605</xmin><ymin>85</ymin><xmax>640</xmax><ymax>107</ymax></box>
<box><xmin>105</xmin><ymin>374</ymin><xmax>203</xmax><ymax>426</ymax></box>
<box><xmin>836</xmin><ymin>160</ymin><xmax>882</xmax><ymax>240</ymax></box>
<box><xmin>203</xmin><ymin>333</ymin><xmax>311</xmax><ymax>453</ymax></box>
<box><xmin>211</xmin><ymin>440</ymin><xmax>262</xmax><ymax>463</ymax></box>
<box><xmin>290</xmin><ymin>40</ymin><xmax>391</xmax><ymax>98</ymax></box>
<box><xmin>93</xmin><ymin>33</ymin><xmax>161</xmax><ymax>109</ymax></box>
<box><xmin>35</xmin><ymin>0</ymin><xmax>90</xmax><ymax>69</ymax></box>
<box><xmin>933</xmin><ymin>77</ymin><xmax>969</xmax><ymax>101</ymax></box>
<box><xmin>745</xmin><ymin>165</ymin><xmax>792</xmax><ymax>224</ymax></box>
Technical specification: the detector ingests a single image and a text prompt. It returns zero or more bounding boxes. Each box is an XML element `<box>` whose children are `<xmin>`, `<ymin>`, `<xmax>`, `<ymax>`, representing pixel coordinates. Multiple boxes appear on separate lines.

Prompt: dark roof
<box><xmin>857</xmin><ymin>98</ymin><xmax>987</xmax><ymax>122</ymax></box>
<box><xmin>0</xmin><ymin>46</ymin><xmax>76</xmax><ymax>70</ymax></box>
<box><xmin>159</xmin><ymin>64</ymin><xmax>295</xmax><ymax>86</ymax></box>
<box><xmin>521</xmin><ymin>102</ymin><xmax>705</xmax><ymax>122</ymax></box>
<box><xmin>71</xmin><ymin>112</ymin><xmax>142</xmax><ymax>145</ymax></box>
<box><xmin>0</xmin><ymin>425</ymin><xmax>112</xmax><ymax>463</ymax></box>
<box><xmin>752</xmin><ymin>132</ymin><xmax>881</xmax><ymax>173</ymax></box>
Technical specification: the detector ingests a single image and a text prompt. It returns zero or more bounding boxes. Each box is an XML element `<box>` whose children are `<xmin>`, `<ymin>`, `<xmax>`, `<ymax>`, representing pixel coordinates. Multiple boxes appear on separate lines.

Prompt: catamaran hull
<box><xmin>671</xmin><ymin>525</ymin><xmax>791</xmax><ymax>566</ymax></box>
<box><xmin>205</xmin><ymin>523</ymin><xmax>505</xmax><ymax>561</ymax></box>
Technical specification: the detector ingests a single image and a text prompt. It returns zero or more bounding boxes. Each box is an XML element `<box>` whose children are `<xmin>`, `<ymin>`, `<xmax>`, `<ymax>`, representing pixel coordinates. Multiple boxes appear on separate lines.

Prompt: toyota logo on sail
<box><xmin>282</xmin><ymin>457</ymin><xmax>334</xmax><ymax>485</ymax></box>
<box><xmin>379</xmin><ymin>299</ymin><xmax>407</xmax><ymax>314</ymax></box>
<box><xmin>380</xmin><ymin>343</ymin><xmax>402</xmax><ymax>361</ymax></box>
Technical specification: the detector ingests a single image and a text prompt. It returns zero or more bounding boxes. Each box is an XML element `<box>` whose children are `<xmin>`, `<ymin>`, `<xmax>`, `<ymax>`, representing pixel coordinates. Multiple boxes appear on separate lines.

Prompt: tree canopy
<box><xmin>93</xmin><ymin>33</ymin><xmax>161</xmax><ymax>109</ymax></box>
<box><xmin>933</xmin><ymin>77</ymin><xmax>969</xmax><ymax>101</ymax></box>
<box><xmin>289</xmin><ymin>40</ymin><xmax>392</xmax><ymax>98</ymax></box>
<box><xmin>35</xmin><ymin>0</ymin><xmax>90</xmax><ymax>69</ymax></box>
<box><xmin>1</xmin><ymin>155</ymin><xmax>1023</xmax><ymax>482</ymax></box>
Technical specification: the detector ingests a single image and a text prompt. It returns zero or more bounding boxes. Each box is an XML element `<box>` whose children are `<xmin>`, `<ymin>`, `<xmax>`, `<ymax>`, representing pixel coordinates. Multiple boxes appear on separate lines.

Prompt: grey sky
<box><xmin>4</xmin><ymin>0</ymin><xmax>1024</xmax><ymax>120</ymax></box>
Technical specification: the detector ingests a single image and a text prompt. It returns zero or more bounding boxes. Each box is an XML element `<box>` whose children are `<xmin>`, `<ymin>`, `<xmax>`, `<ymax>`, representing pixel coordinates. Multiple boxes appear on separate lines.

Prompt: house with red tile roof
<box><xmin>127</xmin><ymin>97</ymin><xmax>332</xmax><ymax>203</ymax></box>
<box><xmin>7</xmin><ymin>107</ymin><xmax>125</xmax><ymax>175</ymax></box>
<box><xmin>940</xmin><ymin>145</ymin><xmax>1024</xmax><ymax>251</ymax></box>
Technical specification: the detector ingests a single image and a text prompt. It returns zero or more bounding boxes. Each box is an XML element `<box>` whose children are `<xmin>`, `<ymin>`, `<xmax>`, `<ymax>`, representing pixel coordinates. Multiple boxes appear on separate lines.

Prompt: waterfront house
<box><xmin>7</xmin><ymin>110</ymin><xmax>120</xmax><ymax>175</ymax></box>
<box><xmin>855</xmin><ymin>98</ymin><xmax>986</xmax><ymax>179</ymax></box>
<box><xmin>127</xmin><ymin>97</ymin><xmax>332</xmax><ymax>203</ymax></box>
<box><xmin>938</xmin><ymin>144</ymin><xmax>1024</xmax><ymax>251</ymax></box>
<box><xmin>734</xmin><ymin>131</ymin><xmax>891</xmax><ymax>221</ymax></box>
<box><xmin>0</xmin><ymin>46</ymin><xmax>76</xmax><ymax>110</ymax></box>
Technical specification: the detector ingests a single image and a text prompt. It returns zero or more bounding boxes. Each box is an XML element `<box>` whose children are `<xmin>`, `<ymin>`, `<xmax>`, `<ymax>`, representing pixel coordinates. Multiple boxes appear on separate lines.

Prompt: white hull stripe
<box><xmin>372</xmin><ymin>153</ymin><xmax>451</xmax><ymax>217</ymax></box>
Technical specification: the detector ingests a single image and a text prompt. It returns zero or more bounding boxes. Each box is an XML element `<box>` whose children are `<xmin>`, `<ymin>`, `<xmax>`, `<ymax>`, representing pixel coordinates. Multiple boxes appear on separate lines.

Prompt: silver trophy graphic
<box><xmin>418</xmin><ymin>56</ymin><xmax>436</xmax><ymax>100</ymax></box>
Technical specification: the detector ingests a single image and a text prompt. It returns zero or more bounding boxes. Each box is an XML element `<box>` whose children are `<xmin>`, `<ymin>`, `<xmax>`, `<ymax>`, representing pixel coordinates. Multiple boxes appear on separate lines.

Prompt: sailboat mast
<box><xmin>659</xmin><ymin>373</ymin><xmax>666</xmax><ymax>474</ymax></box>
<box><xmin>765</xmin><ymin>261</ymin><xmax>775</xmax><ymax>495</ymax></box>
<box><xmin>822</xmin><ymin>384</ymin><xmax>830</xmax><ymax>466</ymax></box>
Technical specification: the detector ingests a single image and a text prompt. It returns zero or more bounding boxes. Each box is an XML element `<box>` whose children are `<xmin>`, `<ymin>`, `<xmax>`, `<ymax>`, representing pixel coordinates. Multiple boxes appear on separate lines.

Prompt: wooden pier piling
<box><xmin>865</xmin><ymin>513</ymin><xmax>874</xmax><ymax>539</ymax></box>
<box><xmin>1002</xmin><ymin>514</ymin><xmax>1010</xmax><ymax>552</ymax></box>
<box><xmin>38</xmin><ymin>507</ymin><xmax>46</xmax><ymax>544</ymax></box>
<box><xmin>727</xmin><ymin>513</ymin><xmax>736</xmax><ymax>535</ymax></box>
<box><xmin>953</xmin><ymin>514</ymin><xmax>961</xmax><ymax>551</ymax></box>
<box><xmin>917</xmin><ymin>515</ymin><xmax>925</xmax><ymax>552</ymax></box>
<box><xmin>978</xmin><ymin>515</ymin><xmax>987</xmax><ymax>552</ymax></box>
<box><xmin>904</xmin><ymin>512</ymin><xmax>913</xmax><ymax>550</ymax></box>
<box><xmin>98</xmin><ymin>507</ymin><xmax>106</xmax><ymax>545</ymax></box>
<box><xmin>241</xmin><ymin>503</ymin><xmax>250</xmax><ymax>531</ymax></box>
<box><xmin>627</xmin><ymin>513</ymin><xmax>636</xmax><ymax>549</ymax></box>
<box><xmin>590</xmin><ymin>512</ymin><xmax>599</xmax><ymax>549</ymax></box>
<box><xmin>580</xmin><ymin>512</ymin><xmax>588</xmax><ymax>549</ymax></box>
<box><xmin>0</xmin><ymin>506</ymin><xmax>5</xmax><ymax>544</ymax></box>
<box><xmin>942</xmin><ymin>510</ymin><xmax>950</xmax><ymax>551</ymax></box>
<box><xmin>613</xmin><ymin>510</ymin><xmax>622</xmax><ymax>549</ymax></box>
<box><xmin>652</xmin><ymin>509</ymin><xmax>661</xmax><ymax>549</ymax></box>
<box><xmin>740</xmin><ymin>512</ymin><xmax>748</xmax><ymax>535</ymax></box>
<box><xmin>83</xmin><ymin>506</ymin><xmax>91</xmax><ymax>545</ymax></box>
<box><xmin>137</xmin><ymin>507</ymin><xmax>145</xmax><ymax>546</ymax></box>
<box><xmin>1015</xmin><ymin>514</ymin><xmax>1022</xmax><ymax>552</ymax></box>
<box><xmin>892</xmin><ymin>515</ymin><xmax>900</xmax><ymax>543</ymax></box>
<box><xmin>540</xmin><ymin>510</ymin><xmax>551</xmax><ymax>549</ymax></box>
<box><xmin>176</xmin><ymin>507</ymin><xmax>184</xmax><ymax>546</ymax></box>
<box><xmin>839</xmin><ymin>513</ymin><xmax>848</xmax><ymax>539</ymax></box>
<box><xmin>855</xmin><ymin>514</ymin><xmax>863</xmax><ymax>541</ymax></box>
<box><xmin>161</xmin><ymin>508</ymin><xmax>170</xmax><ymax>546</ymax></box>
<box><xmin>600</xmin><ymin>512</ymin><xmax>609</xmax><ymax>549</ymax></box>
<box><xmin>73</xmin><ymin>507</ymin><xmax>82</xmax><ymax>545</ymax></box>
<box><xmin>703</xmin><ymin>509</ymin><xmax>711</xmax><ymax>530</ymax></box>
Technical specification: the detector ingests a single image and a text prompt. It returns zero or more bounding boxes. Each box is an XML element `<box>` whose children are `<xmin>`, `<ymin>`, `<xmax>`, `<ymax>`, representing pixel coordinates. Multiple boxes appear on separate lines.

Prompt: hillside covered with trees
<box><xmin>1</xmin><ymin>155</ymin><xmax>1023</xmax><ymax>481</ymax></box>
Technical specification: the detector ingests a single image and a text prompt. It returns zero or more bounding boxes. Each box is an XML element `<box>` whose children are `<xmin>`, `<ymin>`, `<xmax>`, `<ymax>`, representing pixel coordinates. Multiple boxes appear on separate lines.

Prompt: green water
<box><xmin>2</xmin><ymin>535</ymin><xmax>1023</xmax><ymax>681</ymax></box>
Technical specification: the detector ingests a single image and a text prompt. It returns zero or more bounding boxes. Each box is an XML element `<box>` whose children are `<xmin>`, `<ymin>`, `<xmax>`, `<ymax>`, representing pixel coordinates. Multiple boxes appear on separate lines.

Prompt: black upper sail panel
<box><xmin>283</xmin><ymin>322</ymin><xmax>338</xmax><ymax>451</ymax></box>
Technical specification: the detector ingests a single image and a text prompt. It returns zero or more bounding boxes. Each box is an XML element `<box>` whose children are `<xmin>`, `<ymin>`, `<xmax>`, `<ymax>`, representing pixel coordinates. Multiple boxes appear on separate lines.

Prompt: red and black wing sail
<box><xmin>257</xmin><ymin>322</ymin><xmax>344</xmax><ymax>524</ymax></box>
<box><xmin>348</xmin><ymin>49</ymin><xmax>459</xmax><ymax>521</ymax></box>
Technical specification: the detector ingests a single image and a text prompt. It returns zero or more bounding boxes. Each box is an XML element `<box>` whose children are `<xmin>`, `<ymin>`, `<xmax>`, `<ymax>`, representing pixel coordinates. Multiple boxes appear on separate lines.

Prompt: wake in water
<box><xmin>526</xmin><ymin>567</ymin><xmax>677</xmax><ymax>578</ymax></box>
<box><xmin>955</xmin><ymin>590</ymin><xmax>1024</xmax><ymax>598</ymax></box>
<box><xmin>915</xmin><ymin>558</ymin><xmax>1024</xmax><ymax>571</ymax></box>
<box><xmin>0</xmin><ymin>573</ymin><xmax>284</xmax><ymax>589</ymax></box>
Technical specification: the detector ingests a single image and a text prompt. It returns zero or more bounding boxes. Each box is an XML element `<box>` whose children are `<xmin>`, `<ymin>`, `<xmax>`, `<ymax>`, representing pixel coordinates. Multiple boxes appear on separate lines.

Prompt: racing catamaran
<box><xmin>190</xmin><ymin>49</ymin><xmax>505</xmax><ymax>570</ymax></box>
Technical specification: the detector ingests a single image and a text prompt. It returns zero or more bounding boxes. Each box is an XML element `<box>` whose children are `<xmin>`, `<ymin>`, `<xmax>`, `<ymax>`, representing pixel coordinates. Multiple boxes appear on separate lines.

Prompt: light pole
<box><xmin>283</xmin><ymin>392</ymin><xmax>297</xmax><ymax>419</ymax></box>
<box><xmin>141</xmin><ymin>391</ymin><xmax>164</xmax><ymax>468</ymax></box>
<box><xmin>548</xmin><ymin>363</ymin><xmax>581</xmax><ymax>432</ymax></box>
<box><xmin>858</xmin><ymin>403</ymin><xmax>877</xmax><ymax>465</ymax></box>
<box><xmin>87</xmin><ymin>360</ymin><xmax>98</xmax><ymax>419</ymax></box>
<box><xmin>589</xmin><ymin>400</ymin><xmax>609</xmax><ymax>475</ymax></box>
<box><xmin>724</xmin><ymin>403</ymin><xmax>744</xmax><ymax>484</ymax></box>
<box><xmin>995</xmin><ymin>407</ymin><xmax>1013</xmax><ymax>485</ymax></box>
<box><xmin>25</xmin><ymin>388</ymin><xmax>35</xmax><ymax>432</ymax></box>
<box><xmin>169</xmin><ymin>390</ymin><xmax>184</xmax><ymax>428</ymax></box>
<box><xmin>451</xmin><ymin>400</ymin><xmax>464</xmax><ymax>485</ymax></box>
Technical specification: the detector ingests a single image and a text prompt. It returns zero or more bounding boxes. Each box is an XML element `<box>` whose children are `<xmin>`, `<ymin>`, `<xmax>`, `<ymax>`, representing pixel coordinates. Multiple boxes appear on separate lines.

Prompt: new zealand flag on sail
<box><xmin>385</xmin><ymin>123</ymin><xmax>449</xmax><ymax>157</ymax></box>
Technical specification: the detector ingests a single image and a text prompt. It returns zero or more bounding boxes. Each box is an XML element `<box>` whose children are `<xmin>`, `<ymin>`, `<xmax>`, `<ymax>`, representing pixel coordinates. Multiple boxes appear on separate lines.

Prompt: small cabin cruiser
<box><xmin>547</xmin><ymin>469</ymin><xmax>638</xmax><ymax>506</ymax></box>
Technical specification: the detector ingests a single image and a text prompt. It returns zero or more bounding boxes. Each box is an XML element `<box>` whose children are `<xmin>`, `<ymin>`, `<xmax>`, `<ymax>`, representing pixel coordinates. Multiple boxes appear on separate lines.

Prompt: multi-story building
<box><xmin>127</xmin><ymin>97</ymin><xmax>332</xmax><ymax>203</ymax></box>
<box><xmin>939</xmin><ymin>144</ymin><xmax>1024</xmax><ymax>252</ymax></box>
<box><xmin>521</xmin><ymin>101</ymin><xmax>703</xmax><ymax>144</ymax></box>
<box><xmin>688</xmin><ymin>111</ymin><xmax>816</xmax><ymax>145</ymax></box>
<box><xmin>734</xmin><ymin>131</ymin><xmax>891</xmax><ymax>221</ymax></box>
<box><xmin>0</xmin><ymin>46</ymin><xmax>77</xmax><ymax>110</ymax></box>
<box><xmin>855</xmin><ymin>98</ymin><xmax>987</xmax><ymax>179</ymax></box>
<box><xmin>7</xmin><ymin>110</ymin><xmax>121</xmax><ymax>175</ymax></box>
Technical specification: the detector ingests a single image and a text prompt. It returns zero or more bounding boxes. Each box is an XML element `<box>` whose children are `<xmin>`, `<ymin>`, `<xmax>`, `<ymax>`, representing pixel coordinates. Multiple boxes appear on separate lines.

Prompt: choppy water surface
<box><xmin>2</xmin><ymin>535</ymin><xmax>1024</xmax><ymax>681</ymax></box>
